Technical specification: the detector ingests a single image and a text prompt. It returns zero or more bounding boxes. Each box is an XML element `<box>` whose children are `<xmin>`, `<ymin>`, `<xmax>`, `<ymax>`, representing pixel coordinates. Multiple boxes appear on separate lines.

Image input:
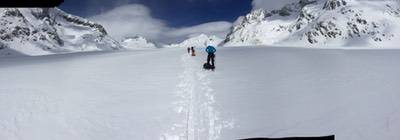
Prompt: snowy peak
<box><xmin>224</xmin><ymin>2</ymin><xmax>306</xmax><ymax>46</ymax></box>
<box><xmin>244</xmin><ymin>9</ymin><xmax>270</xmax><ymax>24</ymax></box>
<box><xmin>0</xmin><ymin>8</ymin><xmax>121</xmax><ymax>56</ymax></box>
<box><xmin>323</xmin><ymin>0</ymin><xmax>348</xmax><ymax>10</ymax></box>
<box><xmin>298</xmin><ymin>0</ymin><xmax>399</xmax><ymax>45</ymax></box>
<box><xmin>166</xmin><ymin>34</ymin><xmax>223</xmax><ymax>48</ymax></box>
<box><xmin>223</xmin><ymin>0</ymin><xmax>400</xmax><ymax>47</ymax></box>
<box><xmin>121</xmin><ymin>36</ymin><xmax>157</xmax><ymax>49</ymax></box>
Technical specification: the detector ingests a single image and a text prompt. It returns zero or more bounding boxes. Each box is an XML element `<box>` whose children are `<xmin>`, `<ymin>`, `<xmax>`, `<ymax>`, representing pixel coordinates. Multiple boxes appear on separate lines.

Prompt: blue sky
<box><xmin>58</xmin><ymin>0</ymin><xmax>293</xmax><ymax>44</ymax></box>
<box><xmin>59</xmin><ymin>0</ymin><xmax>252</xmax><ymax>27</ymax></box>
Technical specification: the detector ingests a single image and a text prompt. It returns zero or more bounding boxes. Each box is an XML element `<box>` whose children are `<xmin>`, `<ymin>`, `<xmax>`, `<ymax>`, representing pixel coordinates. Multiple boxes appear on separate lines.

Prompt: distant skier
<box><xmin>187</xmin><ymin>47</ymin><xmax>191</xmax><ymax>54</ymax></box>
<box><xmin>204</xmin><ymin>45</ymin><xmax>216</xmax><ymax>70</ymax></box>
<box><xmin>191</xmin><ymin>47</ymin><xmax>196</xmax><ymax>56</ymax></box>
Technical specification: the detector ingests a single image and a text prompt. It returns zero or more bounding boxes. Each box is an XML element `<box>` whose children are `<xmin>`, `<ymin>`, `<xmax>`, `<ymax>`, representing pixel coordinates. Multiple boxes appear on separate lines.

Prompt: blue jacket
<box><xmin>205</xmin><ymin>46</ymin><xmax>216</xmax><ymax>54</ymax></box>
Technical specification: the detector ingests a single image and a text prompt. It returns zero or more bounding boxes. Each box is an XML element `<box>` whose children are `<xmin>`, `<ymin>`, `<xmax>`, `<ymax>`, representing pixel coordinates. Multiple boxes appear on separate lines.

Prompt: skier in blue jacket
<box><xmin>205</xmin><ymin>45</ymin><xmax>216</xmax><ymax>67</ymax></box>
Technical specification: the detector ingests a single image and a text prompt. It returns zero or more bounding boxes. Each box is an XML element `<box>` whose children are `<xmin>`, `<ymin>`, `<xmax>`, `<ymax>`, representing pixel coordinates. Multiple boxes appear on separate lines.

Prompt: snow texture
<box><xmin>1</xmin><ymin>47</ymin><xmax>400</xmax><ymax>140</ymax></box>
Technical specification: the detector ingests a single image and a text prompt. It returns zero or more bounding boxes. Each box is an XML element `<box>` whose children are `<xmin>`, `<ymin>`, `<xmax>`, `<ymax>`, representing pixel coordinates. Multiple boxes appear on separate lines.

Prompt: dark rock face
<box><xmin>61</xmin><ymin>13</ymin><xmax>108</xmax><ymax>36</ymax></box>
<box><xmin>2</xmin><ymin>9</ymin><xmax>23</xmax><ymax>17</ymax></box>
<box><xmin>299</xmin><ymin>0</ymin><xmax>317</xmax><ymax>7</ymax></box>
<box><xmin>323</xmin><ymin>0</ymin><xmax>348</xmax><ymax>10</ymax></box>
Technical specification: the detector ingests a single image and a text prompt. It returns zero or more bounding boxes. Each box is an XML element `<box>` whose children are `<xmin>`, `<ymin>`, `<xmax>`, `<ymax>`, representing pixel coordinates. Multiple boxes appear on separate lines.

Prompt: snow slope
<box><xmin>0</xmin><ymin>8</ymin><xmax>121</xmax><ymax>56</ymax></box>
<box><xmin>1</xmin><ymin>47</ymin><xmax>400</xmax><ymax>140</ymax></box>
<box><xmin>120</xmin><ymin>36</ymin><xmax>158</xmax><ymax>49</ymax></box>
<box><xmin>166</xmin><ymin>34</ymin><xmax>223</xmax><ymax>48</ymax></box>
<box><xmin>223</xmin><ymin>0</ymin><xmax>400</xmax><ymax>47</ymax></box>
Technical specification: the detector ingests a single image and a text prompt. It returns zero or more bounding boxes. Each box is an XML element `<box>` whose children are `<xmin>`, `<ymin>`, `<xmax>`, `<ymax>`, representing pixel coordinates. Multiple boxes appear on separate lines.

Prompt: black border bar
<box><xmin>0</xmin><ymin>0</ymin><xmax>64</xmax><ymax>8</ymax></box>
<box><xmin>239</xmin><ymin>135</ymin><xmax>335</xmax><ymax>140</ymax></box>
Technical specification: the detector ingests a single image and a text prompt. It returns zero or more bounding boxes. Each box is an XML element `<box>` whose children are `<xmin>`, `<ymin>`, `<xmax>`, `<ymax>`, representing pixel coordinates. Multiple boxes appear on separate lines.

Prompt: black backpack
<box><xmin>203</xmin><ymin>63</ymin><xmax>215</xmax><ymax>70</ymax></box>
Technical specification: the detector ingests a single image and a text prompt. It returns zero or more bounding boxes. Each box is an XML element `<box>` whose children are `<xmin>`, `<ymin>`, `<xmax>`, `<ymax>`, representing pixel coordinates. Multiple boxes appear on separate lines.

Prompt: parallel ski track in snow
<box><xmin>162</xmin><ymin>53</ymin><xmax>230</xmax><ymax>140</ymax></box>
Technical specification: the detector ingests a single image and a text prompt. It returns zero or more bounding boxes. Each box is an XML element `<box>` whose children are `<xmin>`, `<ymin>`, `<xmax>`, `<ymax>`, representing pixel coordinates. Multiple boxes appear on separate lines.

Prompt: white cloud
<box><xmin>89</xmin><ymin>4</ymin><xmax>232</xmax><ymax>44</ymax></box>
<box><xmin>89</xmin><ymin>4</ymin><xmax>167</xmax><ymax>42</ymax></box>
<box><xmin>166</xmin><ymin>21</ymin><xmax>232</xmax><ymax>43</ymax></box>
<box><xmin>252</xmin><ymin>0</ymin><xmax>299</xmax><ymax>10</ymax></box>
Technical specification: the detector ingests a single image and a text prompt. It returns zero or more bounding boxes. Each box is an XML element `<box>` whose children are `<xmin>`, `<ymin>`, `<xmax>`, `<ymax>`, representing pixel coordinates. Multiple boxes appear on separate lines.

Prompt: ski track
<box><xmin>161</xmin><ymin>53</ymin><xmax>232</xmax><ymax>140</ymax></box>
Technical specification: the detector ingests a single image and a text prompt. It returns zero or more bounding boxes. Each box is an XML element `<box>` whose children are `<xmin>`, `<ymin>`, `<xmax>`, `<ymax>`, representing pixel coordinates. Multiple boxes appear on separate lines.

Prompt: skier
<box><xmin>191</xmin><ymin>47</ymin><xmax>196</xmax><ymax>56</ymax></box>
<box><xmin>187</xmin><ymin>47</ymin><xmax>191</xmax><ymax>54</ymax></box>
<box><xmin>204</xmin><ymin>45</ymin><xmax>216</xmax><ymax>70</ymax></box>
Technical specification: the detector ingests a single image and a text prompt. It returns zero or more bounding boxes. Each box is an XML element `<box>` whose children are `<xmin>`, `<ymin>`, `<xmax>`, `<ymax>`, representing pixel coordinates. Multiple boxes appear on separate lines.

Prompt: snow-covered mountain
<box><xmin>120</xmin><ymin>36</ymin><xmax>158</xmax><ymax>49</ymax></box>
<box><xmin>0</xmin><ymin>8</ymin><xmax>122</xmax><ymax>56</ymax></box>
<box><xmin>166</xmin><ymin>34</ymin><xmax>223</xmax><ymax>48</ymax></box>
<box><xmin>223</xmin><ymin>0</ymin><xmax>400</xmax><ymax>47</ymax></box>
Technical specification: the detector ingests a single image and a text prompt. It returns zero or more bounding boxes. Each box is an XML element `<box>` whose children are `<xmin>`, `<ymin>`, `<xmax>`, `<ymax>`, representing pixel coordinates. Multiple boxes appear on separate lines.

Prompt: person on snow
<box><xmin>191</xmin><ymin>46</ymin><xmax>196</xmax><ymax>56</ymax></box>
<box><xmin>187</xmin><ymin>47</ymin><xmax>191</xmax><ymax>54</ymax></box>
<box><xmin>205</xmin><ymin>45</ymin><xmax>216</xmax><ymax>67</ymax></box>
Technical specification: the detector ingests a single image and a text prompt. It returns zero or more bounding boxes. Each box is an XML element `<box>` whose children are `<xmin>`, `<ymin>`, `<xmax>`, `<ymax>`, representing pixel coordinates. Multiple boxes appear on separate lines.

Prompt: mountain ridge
<box><xmin>0</xmin><ymin>8</ymin><xmax>122</xmax><ymax>56</ymax></box>
<box><xmin>223</xmin><ymin>0</ymin><xmax>400</xmax><ymax>47</ymax></box>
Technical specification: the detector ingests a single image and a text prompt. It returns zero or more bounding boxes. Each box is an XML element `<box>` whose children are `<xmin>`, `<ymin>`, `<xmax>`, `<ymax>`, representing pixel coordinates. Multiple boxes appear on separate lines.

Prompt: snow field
<box><xmin>1</xmin><ymin>47</ymin><xmax>400</xmax><ymax>140</ymax></box>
